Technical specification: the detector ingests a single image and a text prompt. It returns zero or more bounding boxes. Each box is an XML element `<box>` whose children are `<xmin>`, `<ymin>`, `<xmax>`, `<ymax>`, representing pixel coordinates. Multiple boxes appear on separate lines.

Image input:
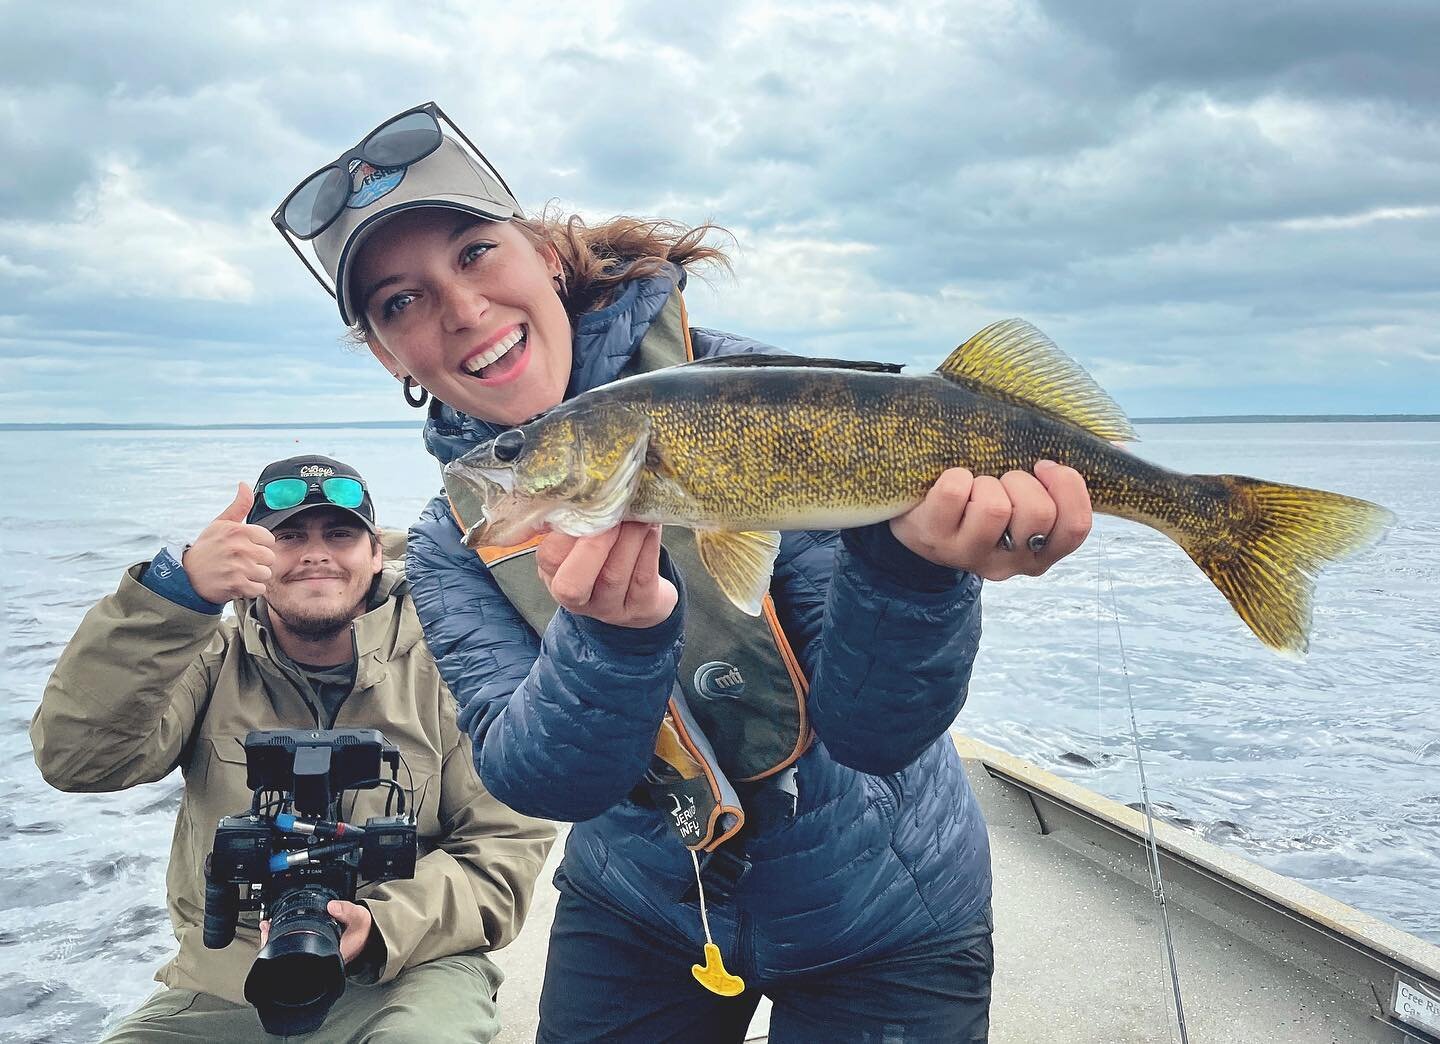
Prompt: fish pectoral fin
<box><xmin>694</xmin><ymin>530</ymin><xmax>781</xmax><ymax>616</ymax></box>
<box><xmin>937</xmin><ymin>319</ymin><xmax>1139</xmax><ymax>443</ymax></box>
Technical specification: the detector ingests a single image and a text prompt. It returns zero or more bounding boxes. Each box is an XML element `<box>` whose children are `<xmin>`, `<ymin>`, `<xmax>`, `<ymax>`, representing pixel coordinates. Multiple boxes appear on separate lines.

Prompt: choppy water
<box><xmin>1</xmin><ymin>422</ymin><xmax>1436</xmax><ymax>1041</ymax></box>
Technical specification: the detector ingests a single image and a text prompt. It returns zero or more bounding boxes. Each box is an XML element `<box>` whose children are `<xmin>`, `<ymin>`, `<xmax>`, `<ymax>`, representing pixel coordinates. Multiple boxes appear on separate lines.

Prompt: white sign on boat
<box><xmin>1394</xmin><ymin>977</ymin><xmax>1440</xmax><ymax>1037</ymax></box>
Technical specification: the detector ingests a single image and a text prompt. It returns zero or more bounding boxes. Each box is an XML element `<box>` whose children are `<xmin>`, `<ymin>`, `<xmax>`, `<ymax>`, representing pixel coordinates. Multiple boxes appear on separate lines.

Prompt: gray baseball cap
<box><xmin>277</xmin><ymin>104</ymin><xmax>523</xmax><ymax>325</ymax></box>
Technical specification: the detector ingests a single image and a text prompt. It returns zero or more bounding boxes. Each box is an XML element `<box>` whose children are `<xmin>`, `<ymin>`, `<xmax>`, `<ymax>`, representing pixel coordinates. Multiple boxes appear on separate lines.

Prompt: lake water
<box><xmin>1</xmin><ymin>422</ymin><xmax>1436</xmax><ymax>1042</ymax></box>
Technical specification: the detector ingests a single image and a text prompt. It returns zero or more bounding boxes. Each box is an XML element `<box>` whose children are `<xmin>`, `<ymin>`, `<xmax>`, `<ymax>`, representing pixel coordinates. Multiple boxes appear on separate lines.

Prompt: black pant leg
<box><xmin>766</xmin><ymin>904</ymin><xmax>994</xmax><ymax>1044</ymax></box>
<box><xmin>537</xmin><ymin>886</ymin><xmax>762</xmax><ymax>1044</ymax></box>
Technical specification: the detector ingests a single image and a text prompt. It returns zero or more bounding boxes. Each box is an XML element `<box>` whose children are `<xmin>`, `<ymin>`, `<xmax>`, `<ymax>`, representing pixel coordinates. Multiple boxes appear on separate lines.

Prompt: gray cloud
<box><xmin>2</xmin><ymin>0</ymin><xmax>1437</xmax><ymax>423</ymax></box>
<box><xmin>1037</xmin><ymin>0</ymin><xmax>1440</xmax><ymax>106</ymax></box>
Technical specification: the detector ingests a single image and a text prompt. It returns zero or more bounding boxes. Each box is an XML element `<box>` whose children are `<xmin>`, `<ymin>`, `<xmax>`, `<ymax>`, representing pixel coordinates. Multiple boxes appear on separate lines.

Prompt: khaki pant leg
<box><xmin>101</xmin><ymin>988</ymin><xmax>266</xmax><ymax>1043</ymax></box>
<box><xmin>101</xmin><ymin>953</ymin><xmax>502</xmax><ymax>1044</ymax></box>
<box><xmin>292</xmin><ymin>951</ymin><xmax>504</xmax><ymax>1044</ymax></box>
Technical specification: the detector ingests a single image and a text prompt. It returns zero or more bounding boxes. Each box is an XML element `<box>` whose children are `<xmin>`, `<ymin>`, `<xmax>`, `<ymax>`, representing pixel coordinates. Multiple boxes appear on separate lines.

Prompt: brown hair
<box><xmin>350</xmin><ymin>206</ymin><xmax>733</xmax><ymax>338</ymax></box>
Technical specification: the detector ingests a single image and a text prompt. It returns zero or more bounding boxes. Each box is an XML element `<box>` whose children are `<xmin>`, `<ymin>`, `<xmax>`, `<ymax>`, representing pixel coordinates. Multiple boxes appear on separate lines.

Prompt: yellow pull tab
<box><xmin>692</xmin><ymin>941</ymin><xmax>746</xmax><ymax>996</ymax></box>
<box><xmin>687</xmin><ymin>849</ymin><xmax>746</xmax><ymax>996</ymax></box>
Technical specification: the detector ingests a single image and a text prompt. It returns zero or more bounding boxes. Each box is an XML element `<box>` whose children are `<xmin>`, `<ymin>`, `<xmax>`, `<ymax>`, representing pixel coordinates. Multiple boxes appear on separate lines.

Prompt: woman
<box><xmin>274</xmin><ymin>101</ymin><xmax>1093</xmax><ymax>1042</ymax></box>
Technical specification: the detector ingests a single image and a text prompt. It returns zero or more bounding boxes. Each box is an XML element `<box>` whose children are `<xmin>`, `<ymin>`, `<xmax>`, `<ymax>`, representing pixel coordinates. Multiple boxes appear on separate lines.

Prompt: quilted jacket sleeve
<box><xmin>406</xmin><ymin>495</ymin><xmax>684</xmax><ymax>822</ymax></box>
<box><xmin>770</xmin><ymin>523</ymin><xmax>983</xmax><ymax>777</ymax></box>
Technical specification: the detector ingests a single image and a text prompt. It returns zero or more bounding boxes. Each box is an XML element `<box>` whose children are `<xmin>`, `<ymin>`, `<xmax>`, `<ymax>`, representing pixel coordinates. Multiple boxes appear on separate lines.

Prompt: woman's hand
<box><xmin>537</xmin><ymin>522</ymin><xmax>678</xmax><ymax>628</ymax></box>
<box><xmin>889</xmin><ymin>461</ymin><xmax>1093</xmax><ymax>581</ymax></box>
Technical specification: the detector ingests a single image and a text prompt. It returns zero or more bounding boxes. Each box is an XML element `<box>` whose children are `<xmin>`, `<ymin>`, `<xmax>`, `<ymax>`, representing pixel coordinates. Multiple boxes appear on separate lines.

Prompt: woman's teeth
<box><xmin>464</xmin><ymin>328</ymin><xmax>526</xmax><ymax>375</ymax></box>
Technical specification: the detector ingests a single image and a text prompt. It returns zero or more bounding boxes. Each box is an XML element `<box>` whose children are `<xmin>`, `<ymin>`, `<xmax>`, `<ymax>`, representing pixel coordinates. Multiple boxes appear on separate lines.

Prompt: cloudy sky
<box><xmin>3</xmin><ymin>0</ymin><xmax>1438</xmax><ymax>424</ymax></box>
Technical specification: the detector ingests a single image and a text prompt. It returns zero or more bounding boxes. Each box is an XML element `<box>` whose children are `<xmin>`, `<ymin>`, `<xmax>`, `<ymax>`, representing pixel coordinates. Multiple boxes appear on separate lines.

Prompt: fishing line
<box><xmin>1096</xmin><ymin>546</ymin><xmax>1106</xmax><ymax>740</ymax></box>
<box><xmin>1097</xmin><ymin>530</ymin><xmax>1190</xmax><ymax>1044</ymax></box>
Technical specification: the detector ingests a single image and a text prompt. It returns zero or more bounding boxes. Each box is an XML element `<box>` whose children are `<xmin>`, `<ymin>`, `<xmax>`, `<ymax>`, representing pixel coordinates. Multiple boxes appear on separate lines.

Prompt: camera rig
<box><xmin>204</xmin><ymin>729</ymin><xmax>417</xmax><ymax>1035</ymax></box>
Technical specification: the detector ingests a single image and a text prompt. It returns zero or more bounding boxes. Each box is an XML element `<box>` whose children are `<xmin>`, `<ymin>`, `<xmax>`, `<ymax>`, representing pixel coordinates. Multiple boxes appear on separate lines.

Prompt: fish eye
<box><xmin>493</xmin><ymin>429</ymin><xmax>525</xmax><ymax>462</ymax></box>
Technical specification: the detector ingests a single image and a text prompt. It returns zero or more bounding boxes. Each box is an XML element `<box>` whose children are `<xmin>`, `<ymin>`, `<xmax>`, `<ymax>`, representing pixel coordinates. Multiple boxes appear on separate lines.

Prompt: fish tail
<box><xmin>1173</xmin><ymin>475</ymin><xmax>1393</xmax><ymax>657</ymax></box>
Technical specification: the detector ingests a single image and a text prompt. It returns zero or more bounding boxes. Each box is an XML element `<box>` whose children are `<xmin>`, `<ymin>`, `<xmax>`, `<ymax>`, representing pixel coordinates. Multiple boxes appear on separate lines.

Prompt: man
<box><xmin>31</xmin><ymin>454</ymin><xmax>555</xmax><ymax>1042</ymax></box>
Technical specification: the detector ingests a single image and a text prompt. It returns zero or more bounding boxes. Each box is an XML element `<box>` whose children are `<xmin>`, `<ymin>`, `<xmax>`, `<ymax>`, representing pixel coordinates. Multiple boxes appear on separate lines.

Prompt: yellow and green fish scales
<box><xmin>449</xmin><ymin>320</ymin><xmax>1392</xmax><ymax>656</ymax></box>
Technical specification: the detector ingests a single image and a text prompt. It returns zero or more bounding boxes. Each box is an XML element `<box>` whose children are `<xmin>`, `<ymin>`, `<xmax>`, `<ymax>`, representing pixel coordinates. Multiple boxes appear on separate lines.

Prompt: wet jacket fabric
<box><xmin>407</xmin><ymin>266</ymin><xmax>992</xmax><ymax>978</ymax></box>
<box><xmin>31</xmin><ymin>560</ymin><xmax>556</xmax><ymax>1005</ymax></box>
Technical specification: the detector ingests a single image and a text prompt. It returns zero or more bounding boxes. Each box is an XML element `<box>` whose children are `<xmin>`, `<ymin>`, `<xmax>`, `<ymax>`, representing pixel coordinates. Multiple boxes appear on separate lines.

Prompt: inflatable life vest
<box><xmin>466</xmin><ymin>287</ymin><xmax>813</xmax><ymax>852</ymax></box>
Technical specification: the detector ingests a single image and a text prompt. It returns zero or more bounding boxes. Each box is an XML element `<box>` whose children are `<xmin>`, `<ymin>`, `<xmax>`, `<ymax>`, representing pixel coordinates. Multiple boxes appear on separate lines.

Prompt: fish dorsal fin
<box><xmin>694</xmin><ymin>530</ymin><xmax>782</xmax><ymax>616</ymax></box>
<box><xmin>680</xmin><ymin>354</ymin><xmax>904</xmax><ymax>374</ymax></box>
<box><xmin>937</xmin><ymin>319</ymin><xmax>1138</xmax><ymax>442</ymax></box>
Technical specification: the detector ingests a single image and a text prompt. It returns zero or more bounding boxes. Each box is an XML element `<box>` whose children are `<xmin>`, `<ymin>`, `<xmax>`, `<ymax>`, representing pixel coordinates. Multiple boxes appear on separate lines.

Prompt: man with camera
<box><xmin>32</xmin><ymin>454</ymin><xmax>556</xmax><ymax>1042</ymax></box>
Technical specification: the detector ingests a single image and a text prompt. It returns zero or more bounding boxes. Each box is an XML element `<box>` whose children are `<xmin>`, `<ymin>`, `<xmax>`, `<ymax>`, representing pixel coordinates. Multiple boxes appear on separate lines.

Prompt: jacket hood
<box><xmin>422</xmin><ymin>263</ymin><xmax>683</xmax><ymax>467</ymax></box>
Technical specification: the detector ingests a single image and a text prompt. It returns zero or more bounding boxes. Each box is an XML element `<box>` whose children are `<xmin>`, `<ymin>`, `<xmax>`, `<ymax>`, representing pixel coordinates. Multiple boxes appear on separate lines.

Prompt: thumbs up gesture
<box><xmin>182</xmin><ymin>484</ymin><xmax>278</xmax><ymax>604</ymax></box>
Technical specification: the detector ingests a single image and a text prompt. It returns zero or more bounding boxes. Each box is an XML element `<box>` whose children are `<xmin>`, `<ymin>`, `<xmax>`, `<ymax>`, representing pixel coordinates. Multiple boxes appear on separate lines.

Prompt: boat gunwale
<box><xmin>952</xmin><ymin>731</ymin><xmax>1440</xmax><ymax>988</ymax></box>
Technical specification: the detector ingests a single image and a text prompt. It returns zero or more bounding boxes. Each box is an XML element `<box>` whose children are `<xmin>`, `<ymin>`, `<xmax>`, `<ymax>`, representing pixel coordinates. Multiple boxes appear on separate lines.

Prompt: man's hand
<box><xmin>537</xmin><ymin>522</ymin><xmax>678</xmax><ymax>628</ymax></box>
<box><xmin>182</xmin><ymin>484</ymin><xmax>277</xmax><ymax>603</ymax></box>
<box><xmin>326</xmin><ymin>900</ymin><xmax>375</xmax><ymax>964</ymax></box>
<box><xmin>890</xmin><ymin>461</ymin><xmax>1093</xmax><ymax>581</ymax></box>
<box><xmin>258</xmin><ymin>900</ymin><xmax>374</xmax><ymax>965</ymax></box>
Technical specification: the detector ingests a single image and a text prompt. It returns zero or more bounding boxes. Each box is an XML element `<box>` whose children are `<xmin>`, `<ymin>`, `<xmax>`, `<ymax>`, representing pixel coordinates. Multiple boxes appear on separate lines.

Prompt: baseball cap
<box><xmin>247</xmin><ymin>455</ymin><xmax>377</xmax><ymax>533</ymax></box>
<box><xmin>275</xmin><ymin>102</ymin><xmax>523</xmax><ymax>326</ymax></box>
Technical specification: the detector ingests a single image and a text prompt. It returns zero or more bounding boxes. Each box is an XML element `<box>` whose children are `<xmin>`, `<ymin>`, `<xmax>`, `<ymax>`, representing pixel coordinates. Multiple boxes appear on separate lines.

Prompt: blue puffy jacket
<box><xmin>407</xmin><ymin>267</ymin><xmax>992</xmax><ymax>978</ymax></box>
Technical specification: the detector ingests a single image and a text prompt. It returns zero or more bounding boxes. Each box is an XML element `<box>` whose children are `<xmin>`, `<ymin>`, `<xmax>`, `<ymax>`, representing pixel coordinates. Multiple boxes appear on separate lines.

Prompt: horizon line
<box><xmin>3</xmin><ymin>413</ymin><xmax>1440</xmax><ymax>432</ymax></box>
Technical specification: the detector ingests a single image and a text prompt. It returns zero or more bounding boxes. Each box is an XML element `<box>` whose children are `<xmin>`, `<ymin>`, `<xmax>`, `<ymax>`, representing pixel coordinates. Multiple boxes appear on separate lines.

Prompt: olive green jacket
<box><xmin>31</xmin><ymin>560</ymin><xmax>555</xmax><ymax>1005</ymax></box>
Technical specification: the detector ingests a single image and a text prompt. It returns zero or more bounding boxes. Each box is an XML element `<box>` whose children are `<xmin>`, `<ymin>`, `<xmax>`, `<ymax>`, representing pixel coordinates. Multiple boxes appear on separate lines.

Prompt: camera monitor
<box><xmin>243</xmin><ymin>729</ymin><xmax>399</xmax><ymax>816</ymax></box>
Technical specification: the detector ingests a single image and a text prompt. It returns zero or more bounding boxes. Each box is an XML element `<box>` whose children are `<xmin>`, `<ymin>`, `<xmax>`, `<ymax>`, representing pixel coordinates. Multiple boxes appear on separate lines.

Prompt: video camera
<box><xmin>204</xmin><ymin>729</ymin><xmax>417</xmax><ymax>1035</ymax></box>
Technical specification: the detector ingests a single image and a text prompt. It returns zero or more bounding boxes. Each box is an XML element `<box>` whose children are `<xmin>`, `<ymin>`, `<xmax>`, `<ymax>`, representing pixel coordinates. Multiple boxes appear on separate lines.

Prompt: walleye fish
<box><xmin>444</xmin><ymin>319</ymin><xmax>1393</xmax><ymax>656</ymax></box>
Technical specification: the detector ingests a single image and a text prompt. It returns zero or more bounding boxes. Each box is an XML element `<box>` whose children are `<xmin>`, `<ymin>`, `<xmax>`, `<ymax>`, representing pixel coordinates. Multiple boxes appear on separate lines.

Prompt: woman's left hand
<box><xmin>536</xmin><ymin>522</ymin><xmax>678</xmax><ymax>628</ymax></box>
<box><xmin>889</xmin><ymin>461</ymin><xmax>1093</xmax><ymax>581</ymax></box>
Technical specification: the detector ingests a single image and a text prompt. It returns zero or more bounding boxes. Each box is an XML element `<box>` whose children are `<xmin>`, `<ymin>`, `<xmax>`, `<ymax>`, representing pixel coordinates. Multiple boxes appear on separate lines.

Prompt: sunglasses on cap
<box><xmin>256</xmin><ymin>476</ymin><xmax>367</xmax><ymax>512</ymax></box>
<box><xmin>271</xmin><ymin>101</ymin><xmax>515</xmax><ymax>241</ymax></box>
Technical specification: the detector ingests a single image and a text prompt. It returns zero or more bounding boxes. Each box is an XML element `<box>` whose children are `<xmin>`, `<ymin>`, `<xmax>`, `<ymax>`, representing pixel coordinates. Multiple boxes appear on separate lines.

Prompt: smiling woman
<box><xmin>350</xmin><ymin>212</ymin><xmax>573</xmax><ymax>426</ymax></box>
<box><xmin>272</xmin><ymin>99</ymin><xmax>1097</xmax><ymax>1043</ymax></box>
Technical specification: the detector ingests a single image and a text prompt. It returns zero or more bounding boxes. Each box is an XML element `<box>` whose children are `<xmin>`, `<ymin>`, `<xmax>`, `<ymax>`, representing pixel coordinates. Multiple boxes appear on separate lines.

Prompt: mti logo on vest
<box><xmin>694</xmin><ymin>662</ymin><xmax>745</xmax><ymax>700</ymax></box>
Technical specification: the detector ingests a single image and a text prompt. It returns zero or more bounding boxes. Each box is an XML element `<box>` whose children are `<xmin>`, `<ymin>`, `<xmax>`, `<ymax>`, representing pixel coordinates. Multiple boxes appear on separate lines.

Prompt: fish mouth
<box><xmin>443</xmin><ymin>457</ymin><xmax>542</xmax><ymax>548</ymax></box>
<box><xmin>463</xmin><ymin>507</ymin><xmax>547</xmax><ymax>548</ymax></box>
<box><xmin>441</xmin><ymin>403</ymin><xmax>653</xmax><ymax>549</ymax></box>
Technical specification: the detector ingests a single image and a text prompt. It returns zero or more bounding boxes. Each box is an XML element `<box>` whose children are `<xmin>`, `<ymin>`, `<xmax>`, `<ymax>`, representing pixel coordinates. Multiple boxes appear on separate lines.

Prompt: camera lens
<box><xmin>244</xmin><ymin>885</ymin><xmax>346</xmax><ymax>1035</ymax></box>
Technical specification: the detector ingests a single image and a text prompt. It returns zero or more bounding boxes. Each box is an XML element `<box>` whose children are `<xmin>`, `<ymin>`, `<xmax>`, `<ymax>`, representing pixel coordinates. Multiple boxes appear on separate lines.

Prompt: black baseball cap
<box><xmin>247</xmin><ymin>455</ymin><xmax>377</xmax><ymax>533</ymax></box>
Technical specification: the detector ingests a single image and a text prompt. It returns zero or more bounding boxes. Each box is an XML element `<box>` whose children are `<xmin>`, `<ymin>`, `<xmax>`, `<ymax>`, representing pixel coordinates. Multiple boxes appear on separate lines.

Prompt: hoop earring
<box><xmin>553</xmin><ymin>271</ymin><xmax>568</xmax><ymax>298</ymax></box>
<box><xmin>402</xmin><ymin>376</ymin><xmax>430</xmax><ymax>408</ymax></box>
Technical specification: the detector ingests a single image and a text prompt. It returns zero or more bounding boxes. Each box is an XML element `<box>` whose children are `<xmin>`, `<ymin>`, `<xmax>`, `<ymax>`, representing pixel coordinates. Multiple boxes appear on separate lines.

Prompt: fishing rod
<box><xmin>1098</xmin><ymin>530</ymin><xmax>1190</xmax><ymax>1044</ymax></box>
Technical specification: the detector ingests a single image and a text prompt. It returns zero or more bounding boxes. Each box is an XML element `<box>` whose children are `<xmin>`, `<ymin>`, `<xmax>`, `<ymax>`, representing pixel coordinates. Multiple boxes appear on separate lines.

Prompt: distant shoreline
<box><xmin>3</xmin><ymin>415</ymin><xmax>1438</xmax><ymax>432</ymax></box>
<box><xmin>1135</xmin><ymin>414</ymin><xmax>1440</xmax><ymax>424</ymax></box>
<box><xmin>0</xmin><ymin>421</ymin><xmax>427</xmax><ymax>431</ymax></box>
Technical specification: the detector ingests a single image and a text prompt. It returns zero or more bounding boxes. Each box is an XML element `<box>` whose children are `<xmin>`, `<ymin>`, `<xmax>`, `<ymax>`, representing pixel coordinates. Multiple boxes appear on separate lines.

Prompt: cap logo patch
<box><xmin>299</xmin><ymin>464</ymin><xmax>335</xmax><ymax>478</ymax></box>
<box><xmin>346</xmin><ymin>159</ymin><xmax>406</xmax><ymax>209</ymax></box>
